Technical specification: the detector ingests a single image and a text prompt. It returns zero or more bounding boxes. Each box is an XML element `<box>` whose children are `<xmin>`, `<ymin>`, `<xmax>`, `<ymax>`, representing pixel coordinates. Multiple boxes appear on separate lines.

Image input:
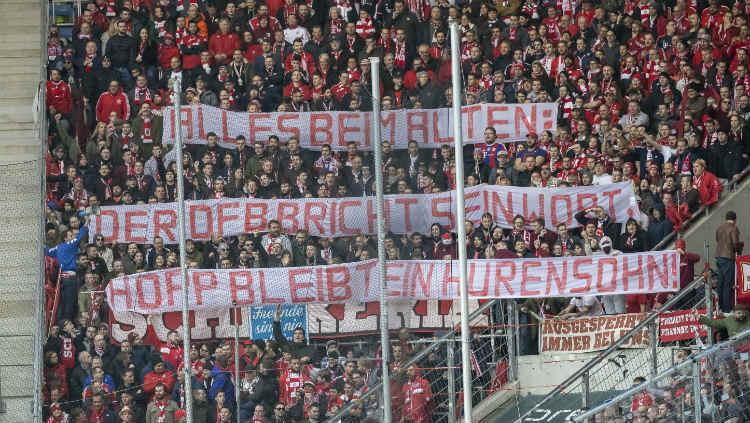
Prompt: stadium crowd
<box><xmin>41</xmin><ymin>0</ymin><xmax>750</xmax><ymax>421</ymax></box>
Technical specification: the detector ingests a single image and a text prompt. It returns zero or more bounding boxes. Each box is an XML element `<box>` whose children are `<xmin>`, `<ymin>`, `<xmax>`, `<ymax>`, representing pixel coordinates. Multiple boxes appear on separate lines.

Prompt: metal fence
<box><xmin>325</xmin><ymin>298</ymin><xmax>516</xmax><ymax>422</ymax></box>
<box><xmin>574</xmin><ymin>326</ymin><xmax>750</xmax><ymax>422</ymax></box>
<box><xmin>511</xmin><ymin>275</ymin><xmax>716</xmax><ymax>422</ymax></box>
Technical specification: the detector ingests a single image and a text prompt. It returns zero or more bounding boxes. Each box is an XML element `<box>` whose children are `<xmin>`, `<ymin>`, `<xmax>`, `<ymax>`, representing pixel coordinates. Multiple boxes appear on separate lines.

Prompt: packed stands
<box><xmin>41</xmin><ymin>0</ymin><xmax>750</xmax><ymax>422</ymax></box>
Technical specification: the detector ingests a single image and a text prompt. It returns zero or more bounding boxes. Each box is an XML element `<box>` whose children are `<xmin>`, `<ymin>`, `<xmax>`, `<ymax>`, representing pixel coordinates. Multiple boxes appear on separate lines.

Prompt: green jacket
<box><xmin>699</xmin><ymin>315</ymin><xmax>750</xmax><ymax>337</ymax></box>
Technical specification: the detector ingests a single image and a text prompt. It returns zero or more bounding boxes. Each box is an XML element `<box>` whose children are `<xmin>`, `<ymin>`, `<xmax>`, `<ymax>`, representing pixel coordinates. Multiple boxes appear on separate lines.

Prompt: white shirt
<box><xmin>284</xmin><ymin>26</ymin><xmax>310</xmax><ymax>45</ymax></box>
<box><xmin>592</xmin><ymin>173</ymin><xmax>613</xmax><ymax>185</ymax></box>
<box><xmin>570</xmin><ymin>296</ymin><xmax>604</xmax><ymax>316</ymax></box>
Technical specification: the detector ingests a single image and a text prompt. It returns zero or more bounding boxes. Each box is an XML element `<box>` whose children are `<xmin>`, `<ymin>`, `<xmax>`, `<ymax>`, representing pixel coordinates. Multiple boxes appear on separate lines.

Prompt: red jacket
<box><xmin>46</xmin><ymin>80</ymin><xmax>72</xmax><ymax>114</ymax></box>
<box><xmin>209</xmin><ymin>32</ymin><xmax>240</xmax><ymax>65</ymax></box>
<box><xmin>693</xmin><ymin>170</ymin><xmax>723</xmax><ymax>206</ymax></box>
<box><xmin>143</xmin><ymin>325</ymin><xmax>183</xmax><ymax>370</ymax></box>
<box><xmin>157</xmin><ymin>43</ymin><xmax>180</xmax><ymax>70</ymax></box>
<box><xmin>279</xmin><ymin>369</ymin><xmax>310</xmax><ymax>404</ymax></box>
<box><xmin>401</xmin><ymin>376</ymin><xmax>433</xmax><ymax>423</ymax></box>
<box><xmin>95</xmin><ymin>89</ymin><xmax>130</xmax><ymax>123</ymax></box>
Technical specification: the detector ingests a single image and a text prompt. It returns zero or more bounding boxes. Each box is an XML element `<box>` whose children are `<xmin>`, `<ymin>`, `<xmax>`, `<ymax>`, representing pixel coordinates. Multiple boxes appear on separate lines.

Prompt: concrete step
<box><xmin>0</xmin><ymin>365</ymin><xmax>34</xmax><ymax>397</ymax></box>
<box><xmin>0</xmin><ymin>130</ymin><xmax>38</xmax><ymax>142</ymax></box>
<box><xmin>0</xmin><ymin>155</ymin><xmax>39</xmax><ymax>165</ymax></box>
<box><xmin>0</xmin><ymin>122</ymin><xmax>35</xmax><ymax>132</ymax></box>
<box><xmin>0</xmin><ymin>48</ymin><xmax>41</xmax><ymax>59</ymax></box>
<box><xmin>0</xmin><ymin>9</ymin><xmax>42</xmax><ymax>21</ymax></box>
<box><xmin>2</xmin><ymin>75</ymin><xmax>41</xmax><ymax>88</ymax></box>
<box><xmin>0</xmin><ymin>144</ymin><xmax>40</xmax><ymax>157</ymax></box>
<box><xmin>0</xmin><ymin>107</ymin><xmax>35</xmax><ymax>124</ymax></box>
<box><xmin>0</xmin><ymin>396</ymin><xmax>33</xmax><ymax>422</ymax></box>
<box><xmin>0</xmin><ymin>85</ymin><xmax>37</xmax><ymax>100</ymax></box>
<box><xmin>0</xmin><ymin>33</ymin><xmax>42</xmax><ymax>44</ymax></box>
<box><xmin>0</xmin><ymin>336</ymin><xmax>32</xmax><ymax>366</ymax></box>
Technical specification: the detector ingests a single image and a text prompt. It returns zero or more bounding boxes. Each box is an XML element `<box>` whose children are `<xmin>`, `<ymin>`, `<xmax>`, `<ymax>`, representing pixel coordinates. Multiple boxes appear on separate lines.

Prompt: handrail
<box><xmin>573</xmin><ymin>326</ymin><xmax>750</xmax><ymax>421</ymax></box>
<box><xmin>513</xmin><ymin>275</ymin><xmax>706</xmax><ymax>423</ymax></box>
<box><xmin>324</xmin><ymin>298</ymin><xmax>501</xmax><ymax>422</ymax></box>
<box><xmin>47</xmin><ymin>270</ymin><xmax>62</xmax><ymax>335</ymax></box>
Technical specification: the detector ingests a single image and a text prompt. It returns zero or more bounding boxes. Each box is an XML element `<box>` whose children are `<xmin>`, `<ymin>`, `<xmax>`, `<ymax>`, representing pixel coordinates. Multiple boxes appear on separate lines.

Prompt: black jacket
<box><xmin>106</xmin><ymin>34</ymin><xmax>137</xmax><ymax>68</ymax></box>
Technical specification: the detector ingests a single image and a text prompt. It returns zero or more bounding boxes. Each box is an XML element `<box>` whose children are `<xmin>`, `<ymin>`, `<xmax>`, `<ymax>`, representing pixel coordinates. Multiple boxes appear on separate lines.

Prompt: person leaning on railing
<box><xmin>698</xmin><ymin>303</ymin><xmax>750</xmax><ymax>339</ymax></box>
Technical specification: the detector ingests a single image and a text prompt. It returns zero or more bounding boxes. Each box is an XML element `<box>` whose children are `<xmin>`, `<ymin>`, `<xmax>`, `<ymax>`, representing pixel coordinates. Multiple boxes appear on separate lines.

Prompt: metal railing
<box><xmin>574</xmin><ymin>326</ymin><xmax>750</xmax><ymax>422</ymax></box>
<box><xmin>325</xmin><ymin>298</ymin><xmax>511</xmax><ymax>422</ymax></box>
<box><xmin>512</xmin><ymin>275</ymin><xmax>712</xmax><ymax>422</ymax></box>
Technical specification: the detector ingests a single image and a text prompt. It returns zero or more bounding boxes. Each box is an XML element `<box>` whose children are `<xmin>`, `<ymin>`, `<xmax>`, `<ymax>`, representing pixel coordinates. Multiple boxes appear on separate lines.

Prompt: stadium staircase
<box><xmin>0</xmin><ymin>0</ymin><xmax>46</xmax><ymax>421</ymax></box>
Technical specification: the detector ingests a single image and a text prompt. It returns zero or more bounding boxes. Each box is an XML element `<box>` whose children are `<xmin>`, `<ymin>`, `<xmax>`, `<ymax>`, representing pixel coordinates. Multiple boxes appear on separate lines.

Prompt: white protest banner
<box><xmin>162</xmin><ymin>103</ymin><xmax>557</xmax><ymax>150</ymax></box>
<box><xmin>307</xmin><ymin>300</ymin><xmax>487</xmax><ymax>337</ymax></box>
<box><xmin>540</xmin><ymin>313</ymin><xmax>649</xmax><ymax>353</ymax></box>
<box><xmin>106</xmin><ymin>251</ymin><xmax>679</xmax><ymax>314</ymax></box>
<box><xmin>108</xmin><ymin>300</ymin><xmax>484</xmax><ymax>342</ymax></box>
<box><xmin>89</xmin><ymin>182</ymin><xmax>638</xmax><ymax>244</ymax></box>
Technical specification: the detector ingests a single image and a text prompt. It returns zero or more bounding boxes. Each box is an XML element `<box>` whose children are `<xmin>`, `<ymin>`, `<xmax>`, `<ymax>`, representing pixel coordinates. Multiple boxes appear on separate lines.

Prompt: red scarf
<box><xmin>142</xmin><ymin>117</ymin><xmax>153</xmax><ymax>143</ymax></box>
<box><xmin>394</xmin><ymin>41</ymin><xmax>407</xmax><ymax>69</ymax></box>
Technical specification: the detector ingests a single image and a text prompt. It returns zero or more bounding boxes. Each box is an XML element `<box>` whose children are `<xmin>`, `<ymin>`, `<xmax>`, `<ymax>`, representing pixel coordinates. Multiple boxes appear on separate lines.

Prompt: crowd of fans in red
<box><xmin>41</xmin><ymin>0</ymin><xmax>750</xmax><ymax>421</ymax></box>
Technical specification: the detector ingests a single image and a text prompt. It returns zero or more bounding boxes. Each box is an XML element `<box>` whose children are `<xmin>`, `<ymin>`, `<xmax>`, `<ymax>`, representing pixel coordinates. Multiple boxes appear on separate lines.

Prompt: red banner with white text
<box><xmin>162</xmin><ymin>103</ymin><xmax>557</xmax><ymax>150</ymax></box>
<box><xmin>88</xmin><ymin>183</ymin><xmax>638</xmax><ymax>244</ymax></box>
<box><xmin>105</xmin><ymin>252</ymin><xmax>679</xmax><ymax>314</ymax></box>
<box><xmin>736</xmin><ymin>256</ymin><xmax>750</xmax><ymax>304</ymax></box>
<box><xmin>658</xmin><ymin>309</ymin><xmax>707</xmax><ymax>343</ymax></box>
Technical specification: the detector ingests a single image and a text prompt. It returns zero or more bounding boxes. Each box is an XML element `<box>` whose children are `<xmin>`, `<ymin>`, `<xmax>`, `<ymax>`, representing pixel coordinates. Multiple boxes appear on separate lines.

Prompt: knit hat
<box><xmin>599</xmin><ymin>236</ymin><xmax>612</xmax><ymax>248</ymax></box>
<box><xmin>441</xmin><ymin>232</ymin><xmax>453</xmax><ymax>245</ymax></box>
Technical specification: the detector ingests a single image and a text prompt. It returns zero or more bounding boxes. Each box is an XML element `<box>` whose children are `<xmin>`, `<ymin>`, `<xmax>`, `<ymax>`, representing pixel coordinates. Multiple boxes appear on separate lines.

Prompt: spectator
<box><xmin>146</xmin><ymin>383</ymin><xmax>179</xmax><ymax>423</ymax></box>
<box><xmin>699</xmin><ymin>303</ymin><xmax>750</xmax><ymax>338</ymax></box>
<box><xmin>692</xmin><ymin>159</ymin><xmax>723</xmax><ymax>206</ymax></box>
<box><xmin>40</xmin><ymin>0</ymin><xmax>750</xmax><ymax>417</ymax></box>
<box><xmin>716</xmin><ymin>211</ymin><xmax>743</xmax><ymax>312</ymax></box>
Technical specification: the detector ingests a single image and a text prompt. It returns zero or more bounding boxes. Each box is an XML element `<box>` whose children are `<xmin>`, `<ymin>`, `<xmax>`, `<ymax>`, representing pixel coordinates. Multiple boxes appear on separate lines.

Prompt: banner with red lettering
<box><xmin>307</xmin><ymin>300</ymin><xmax>487</xmax><ymax>337</ymax></box>
<box><xmin>105</xmin><ymin>251</ymin><xmax>679</xmax><ymax>314</ymax></box>
<box><xmin>88</xmin><ymin>182</ymin><xmax>638</xmax><ymax>244</ymax></box>
<box><xmin>540</xmin><ymin>313</ymin><xmax>649</xmax><ymax>353</ymax></box>
<box><xmin>162</xmin><ymin>103</ymin><xmax>557</xmax><ymax>150</ymax></box>
<box><xmin>736</xmin><ymin>256</ymin><xmax>750</xmax><ymax>303</ymax></box>
<box><xmin>658</xmin><ymin>309</ymin><xmax>707</xmax><ymax>343</ymax></box>
<box><xmin>109</xmin><ymin>300</ymin><xmax>486</xmax><ymax>342</ymax></box>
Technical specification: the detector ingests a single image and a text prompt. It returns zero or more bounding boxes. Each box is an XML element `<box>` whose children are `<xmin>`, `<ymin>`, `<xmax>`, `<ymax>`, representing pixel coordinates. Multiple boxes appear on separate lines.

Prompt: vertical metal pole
<box><xmin>506</xmin><ymin>301</ymin><xmax>517</xmax><ymax>382</ymax></box>
<box><xmin>171</xmin><ymin>77</ymin><xmax>194</xmax><ymax>422</ymax></box>
<box><xmin>449</xmin><ymin>22</ymin><xmax>473</xmax><ymax>423</ymax></box>
<box><xmin>704</xmin><ymin>240</ymin><xmax>713</xmax><ymax>346</ymax></box>
<box><xmin>369</xmin><ymin>57</ymin><xmax>392</xmax><ymax>423</ymax></box>
<box><xmin>581</xmin><ymin>371</ymin><xmax>590</xmax><ymax>410</ymax></box>
<box><xmin>489</xmin><ymin>307</ymin><xmax>496</xmax><ymax>367</ymax></box>
<box><xmin>649</xmin><ymin>322</ymin><xmax>658</xmax><ymax>378</ymax></box>
<box><xmin>692</xmin><ymin>360</ymin><xmax>702</xmax><ymax>422</ymax></box>
<box><xmin>234</xmin><ymin>306</ymin><xmax>241</xmax><ymax>423</ymax></box>
<box><xmin>447</xmin><ymin>339</ymin><xmax>457</xmax><ymax>423</ymax></box>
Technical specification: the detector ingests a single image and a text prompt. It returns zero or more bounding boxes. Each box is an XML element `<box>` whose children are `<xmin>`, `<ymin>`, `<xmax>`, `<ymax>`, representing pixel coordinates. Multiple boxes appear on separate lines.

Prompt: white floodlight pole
<box><xmin>449</xmin><ymin>22</ymin><xmax>473</xmax><ymax>423</ymax></box>
<box><xmin>171</xmin><ymin>77</ymin><xmax>194</xmax><ymax>422</ymax></box>
<box><xmin>369</xmin><ymin>56</ymin><xmax>392</xmax><ymax>423</ymax></box>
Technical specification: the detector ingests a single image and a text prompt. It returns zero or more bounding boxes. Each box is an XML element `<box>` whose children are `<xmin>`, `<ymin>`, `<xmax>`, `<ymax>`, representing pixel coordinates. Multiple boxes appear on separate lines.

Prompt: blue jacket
<box><xmin>46</xmin><ymin>226</ymin><xmax>88</xmax><ymax>272</ymax></box>
<box><xmin>209</xmin><ymin>365</ymin><xmax>236</xmax><ymax>411</ymax></box>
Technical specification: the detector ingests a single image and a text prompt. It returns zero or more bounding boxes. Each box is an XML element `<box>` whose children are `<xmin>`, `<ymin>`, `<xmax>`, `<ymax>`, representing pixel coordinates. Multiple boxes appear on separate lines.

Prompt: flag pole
<box><xmin>449</xmin><ymin>21</ymin><xmax>474</xmax><ymax>423</ymax></box>
<box><xmin>171</xmin><ymin>77</ymin><xmax>194</xmax><ymax>422</ymax></box>
<box><xmin>369</xmin><ymin>56</ymin><xmax>392</xmax><ymax>423</ymax></box>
